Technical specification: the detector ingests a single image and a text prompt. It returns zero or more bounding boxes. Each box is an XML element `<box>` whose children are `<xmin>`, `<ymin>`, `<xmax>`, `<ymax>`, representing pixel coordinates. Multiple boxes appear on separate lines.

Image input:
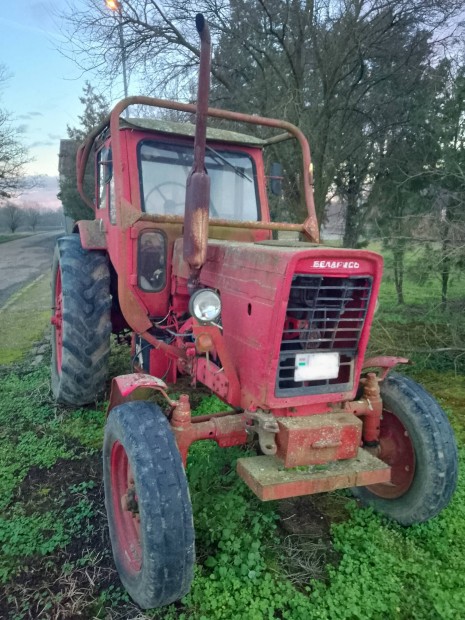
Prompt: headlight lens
<box><xmin>189</xmin><ymin>289</ymin><xmax>221</xmax><ymax>323</ymax></box>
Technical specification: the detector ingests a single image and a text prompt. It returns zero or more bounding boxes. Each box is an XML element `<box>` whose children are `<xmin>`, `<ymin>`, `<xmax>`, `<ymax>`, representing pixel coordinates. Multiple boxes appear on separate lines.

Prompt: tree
<box><xmin>67</xmin><ymin>81</ymin><xmax>109</xmax><ymax>143</ymax></box>
<box><xmin>3</xmin><ymin>203</ymin><xmax>23</xmax><ymax>233</ymax></box>
<box><xmin>26</xmin><ymin>204</ymin><xmax>42</xmax><ymax>231</ymax></box>
<box><xmin>60</xmin><ymin>0</ymin><xmax>465</xmax><ymax>229</ymax></box>
<box><xmin>333</xmin><ymin>15</ymin><xmax>434</xmax><ymax>247</ymax></box>
<box><xmin>433</xmin><ymin>65</ymin><xmax>465</xmax><ymax>304</ymax></box>
<box><xmin>365</xmin><ymin>60</ymin><xmax>447</xmax><ymax>304</ymax></box>
<box><xmin>58</xmin><ymin>82</ymin><xmax>109</xmax><ymax>221</ymax></box>
<box><xmin>407</xmin><ymin>61</ymin><xmax>465</xmax><ymax>305</ymax></box>
<box><xmin>0</xmin><ymin>64</ymin><xmax>30</xmax><ymax>198</ymax></box>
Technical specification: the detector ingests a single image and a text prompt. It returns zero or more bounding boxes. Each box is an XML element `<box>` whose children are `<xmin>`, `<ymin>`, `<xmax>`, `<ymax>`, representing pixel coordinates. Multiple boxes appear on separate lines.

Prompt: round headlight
<box><xmin>189</xmin><ymin>289</ymin><xmax>221</xmax><ymax>323</ymax></box>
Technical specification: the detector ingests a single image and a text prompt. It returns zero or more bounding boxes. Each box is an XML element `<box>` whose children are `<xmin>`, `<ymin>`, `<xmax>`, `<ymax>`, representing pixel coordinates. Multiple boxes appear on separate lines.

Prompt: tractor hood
<box><xmin>173</xmin><ymin>239</ymin><xmax>383</xmax><ymax>410</ymax></box>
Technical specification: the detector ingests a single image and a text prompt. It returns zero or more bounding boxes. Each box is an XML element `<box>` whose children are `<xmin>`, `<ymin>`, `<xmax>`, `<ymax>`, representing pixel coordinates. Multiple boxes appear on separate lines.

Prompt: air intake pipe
<box><xmin>183</xmin><ymin>13</ymin><xmax>211</xmax><ymax>291</ymax></box>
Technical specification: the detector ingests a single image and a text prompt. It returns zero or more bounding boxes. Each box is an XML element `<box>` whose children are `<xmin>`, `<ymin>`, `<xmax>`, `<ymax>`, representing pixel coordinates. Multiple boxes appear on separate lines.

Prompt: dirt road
<box><xmin>0</xmin><ymin>231</ymin><xmax>62</xmax><ymax>309</ymax></box>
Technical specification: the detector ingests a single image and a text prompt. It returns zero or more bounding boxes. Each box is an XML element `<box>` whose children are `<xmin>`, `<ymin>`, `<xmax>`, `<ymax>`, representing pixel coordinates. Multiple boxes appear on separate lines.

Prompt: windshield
<box><xmin>139</xmin><ymin>141</ymin><xmax>260</xmax><ymax>221</ymax></box>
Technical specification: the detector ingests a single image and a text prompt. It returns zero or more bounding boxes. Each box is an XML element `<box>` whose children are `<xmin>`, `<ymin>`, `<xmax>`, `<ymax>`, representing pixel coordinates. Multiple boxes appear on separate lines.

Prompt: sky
<box><xmin>0</xmin><ymin>1</ymin><xmax>112</xmax><ymax>209</ymax></box>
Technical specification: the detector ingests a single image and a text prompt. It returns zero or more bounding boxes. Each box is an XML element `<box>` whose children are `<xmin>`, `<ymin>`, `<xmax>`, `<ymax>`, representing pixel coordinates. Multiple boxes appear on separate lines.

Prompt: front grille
<box><xmin>276</xmin><ymin>274</ymin><xmax>372</xmax><ymax>397</ymax></box>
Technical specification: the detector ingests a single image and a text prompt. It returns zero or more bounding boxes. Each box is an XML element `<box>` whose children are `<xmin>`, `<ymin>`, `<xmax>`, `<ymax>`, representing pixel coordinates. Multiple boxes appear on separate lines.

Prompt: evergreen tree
<box><xmin>58</xmin><ymin>82</ymin><xmax>109</xmax><ymax>221</ymax></box>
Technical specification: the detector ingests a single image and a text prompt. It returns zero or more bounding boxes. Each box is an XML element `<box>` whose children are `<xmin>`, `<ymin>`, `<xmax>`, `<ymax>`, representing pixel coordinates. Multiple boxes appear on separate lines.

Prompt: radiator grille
<box><xmin>276</xmin><ymin>274</ymin><xmax>372</xmax><ymax>397</ymax></box>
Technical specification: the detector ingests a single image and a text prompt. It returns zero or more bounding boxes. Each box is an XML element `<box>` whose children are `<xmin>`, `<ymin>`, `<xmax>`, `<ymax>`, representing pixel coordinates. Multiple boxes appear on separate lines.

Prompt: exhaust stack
<box><xmin>183</xmin><ymin>13</ymin><xmax>211</xmax><ymax>289</ymax></box>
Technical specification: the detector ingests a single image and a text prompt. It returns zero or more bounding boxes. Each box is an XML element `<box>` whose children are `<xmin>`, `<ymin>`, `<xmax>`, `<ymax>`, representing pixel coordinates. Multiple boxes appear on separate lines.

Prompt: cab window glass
<box><xmin>98</xmin><ymin>147</ymin><xmax>112</xmax><ymax>211</ymax></box>
<box><xmin>109</xmin><ymin>175</ymin><xmax>116</xmax><ymax>224</ymax></box>
<box><xmin>138</xmin><ymin>231</ymin><xmax>166</xmax><ymax>292</ymax></box>
<box><xmin>139</xmin><ymin>141</ymin><xmax>260</xmax><ymax>221</ymax></box>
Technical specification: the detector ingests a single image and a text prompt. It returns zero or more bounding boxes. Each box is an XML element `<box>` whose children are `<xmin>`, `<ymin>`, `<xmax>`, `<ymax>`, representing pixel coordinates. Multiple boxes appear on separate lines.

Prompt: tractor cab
<box><xmin>97</xmin><ymin>118</ymin><xmax>268</xmax><ymax>224</ymax></box>
<box><xmin>90</xmin><ymin>117</ymin><xmax>274</xmax><ymax>326</ymax></box>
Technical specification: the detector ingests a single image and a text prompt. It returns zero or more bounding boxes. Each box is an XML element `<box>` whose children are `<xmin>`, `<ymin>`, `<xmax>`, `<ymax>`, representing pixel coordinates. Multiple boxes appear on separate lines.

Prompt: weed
<box><xmin>0</xmin><ymin>508</ymin><xmax>69</xmax><ymax>583</ymax></box>
<box><xmin>61</xmin><ymin>407</ymin><xmax>105</xmax><ymax>451</ymax></box>
<box><xmin>192</xmin><ymin>394</ymin><xmax>231</xmax><ymax>415</ymax></box>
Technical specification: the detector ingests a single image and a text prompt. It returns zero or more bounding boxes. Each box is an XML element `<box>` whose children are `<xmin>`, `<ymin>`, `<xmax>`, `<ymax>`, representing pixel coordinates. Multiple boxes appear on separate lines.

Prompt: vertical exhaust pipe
<box><xmin>184</xmin><ymin>13</ymin><xmax>211</xmax><ymax>290</ymax></box>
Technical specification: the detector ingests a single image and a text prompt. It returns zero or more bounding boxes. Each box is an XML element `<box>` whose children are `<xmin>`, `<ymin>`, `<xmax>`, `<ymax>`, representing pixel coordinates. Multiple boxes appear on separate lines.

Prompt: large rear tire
<box><xmin>51</xmin><ymin>235</ymin><xmax>111</xmax><ymax>406</ymax></box>
<box><xmin>353</xmin><ymin>373</ymin><xmax>458</xmax><ymax>525</ymax></box>
<box><xmin>103</xmin><ymin>401</ymin><xmax>195</xmax><ymax>609</ymax></box>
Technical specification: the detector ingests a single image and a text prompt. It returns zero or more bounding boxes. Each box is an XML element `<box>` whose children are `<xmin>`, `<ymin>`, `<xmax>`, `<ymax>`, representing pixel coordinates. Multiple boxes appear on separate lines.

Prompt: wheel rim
<box><xmin>110</xmin><ymin>441</ymin><xmax>142</xmax><ymax>573</ymax></box>
<box><xmin>368</xmin><ymin>409</ymin><xmax>416</xmax><ymax>499</ymax></box>
<box><xmin>52</xmin><ymin>268</ymin><xmax>63</xmax><ymax>373</ymax></box>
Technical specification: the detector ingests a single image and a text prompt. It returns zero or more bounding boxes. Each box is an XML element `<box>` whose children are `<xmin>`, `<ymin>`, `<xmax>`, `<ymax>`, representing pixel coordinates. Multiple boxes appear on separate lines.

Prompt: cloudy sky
<box><xmin>0</xmin><ymin>1</ymin><xmax>115</xmax><ymax>209</ymax></box>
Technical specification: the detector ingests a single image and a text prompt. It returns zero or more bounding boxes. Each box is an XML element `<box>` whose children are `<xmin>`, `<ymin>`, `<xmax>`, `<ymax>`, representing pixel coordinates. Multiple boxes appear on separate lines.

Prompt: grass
<box><xmin>0</xmin><ymin>233</ymin><xmax>32</xmax><ymax>244</ymax></box>
<box><xmin>0</xmin><ymin>275</ymin><xmax>51</xmax><ymax>364</ymax></box>
<box><xmin>0</xmin><ymin>249</ymin><xmax>464</xmax><ymax>618</ymax></box>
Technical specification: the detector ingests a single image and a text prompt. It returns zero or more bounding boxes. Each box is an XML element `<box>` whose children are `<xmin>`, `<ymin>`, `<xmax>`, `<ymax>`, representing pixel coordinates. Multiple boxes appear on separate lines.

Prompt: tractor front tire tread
<box><xmin>103</xmin><ymin>401</ymin><xmax>195</xmax><ymax>609</ymax></box>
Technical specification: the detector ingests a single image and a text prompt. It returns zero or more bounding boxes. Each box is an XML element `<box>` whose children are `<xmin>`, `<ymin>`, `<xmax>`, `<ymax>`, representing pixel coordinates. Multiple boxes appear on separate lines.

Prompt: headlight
<box><xmin>189</xmin><ymin>289</ymin><xmax>221</xmax><ymax>323</ymax></box>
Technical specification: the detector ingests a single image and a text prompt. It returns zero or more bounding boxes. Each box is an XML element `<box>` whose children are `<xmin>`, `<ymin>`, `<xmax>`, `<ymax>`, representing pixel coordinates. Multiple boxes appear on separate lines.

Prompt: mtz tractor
<box><xmin>51</xmin><ymin>14</ymin><xmax>457</xmax><ymax>609</ymax></box>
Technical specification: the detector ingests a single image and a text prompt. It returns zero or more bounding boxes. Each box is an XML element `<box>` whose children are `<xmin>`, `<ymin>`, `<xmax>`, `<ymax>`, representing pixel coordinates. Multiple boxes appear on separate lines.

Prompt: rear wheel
<box><xmin>51</xmin><ymin>235</ymin><xmax>111</xmax><ymax>406</ymax></box>
<box><xmin>353</xmin><ymin>373</ymin><xmax>458</xmax><ymax>525</ymax></box>
<box><xmin>103</xmin><ymin>401</ymin><xmax>195</xmax><ymax>609</ymax></box>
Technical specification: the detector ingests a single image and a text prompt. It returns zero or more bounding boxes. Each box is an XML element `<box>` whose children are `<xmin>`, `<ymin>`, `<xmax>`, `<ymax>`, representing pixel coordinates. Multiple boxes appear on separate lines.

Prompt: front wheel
<box><xmin>103</xmin><ymin>401</ymin><xmax>195</xmax><ymax>609</ymax></box>
<box><xmin>353</xmin><ymin>374</ymin><xmax>458</xmax><ymax>525</ymax></box>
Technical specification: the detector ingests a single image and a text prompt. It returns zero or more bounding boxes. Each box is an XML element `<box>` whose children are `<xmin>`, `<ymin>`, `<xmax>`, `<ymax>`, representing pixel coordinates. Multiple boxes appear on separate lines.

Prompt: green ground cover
<box><xmin>0</xmin><ymin>253</ymin><xmax>464</xmax><ymax>619</ymax></box>
<box><xmin>0</xmin><ymin>275</ymin><xmax>50</xmax><ymax>364</ymax></box>
<box><xmin>0</xmin><ymin>234</ymin><xmax>32</xmax><ymax>244</ymax></box>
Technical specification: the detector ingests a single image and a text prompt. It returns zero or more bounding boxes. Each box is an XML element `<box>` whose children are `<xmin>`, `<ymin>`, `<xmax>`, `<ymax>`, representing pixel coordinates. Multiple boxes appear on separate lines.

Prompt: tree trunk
<box><xmin>342</xmin><ymin>167</ymin><xmax>365</xmax><ymax>248</ymax></box>
<box><xmin>441</xmin><ymin>238</ymin><xmax>450</xmax><ymax>307</ymax></box>
<box><xmin>312</xmin><ymin>113</ymin><xmax>332</xmax><ymax>227</ymax></box>
<box><xmin>440</xmin><ymin>205</ymin><xmax>451</xmax><ymax>307</ymax></box>
<box><xmin>393</xmin><ymin>248</ymin><xmax>405</xmax><ymax>305</ymax></box>
<box><xmin>343</xmin><ymin>186</ymin><xmax>359</xmax><ymax>248</ymax></box>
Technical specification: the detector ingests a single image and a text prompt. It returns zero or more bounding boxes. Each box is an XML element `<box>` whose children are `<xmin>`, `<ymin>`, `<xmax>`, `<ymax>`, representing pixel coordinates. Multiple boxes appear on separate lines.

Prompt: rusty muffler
<box><xmin>183</xmin><ymin>14</ymin><xmax>211</xmax><ymax>290</ymax></box>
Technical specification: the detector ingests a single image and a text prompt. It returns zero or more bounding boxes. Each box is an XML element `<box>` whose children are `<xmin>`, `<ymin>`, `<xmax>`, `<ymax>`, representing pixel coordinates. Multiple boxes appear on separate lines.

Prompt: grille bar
<box><xmin>276</xmin><ymin>274</ymin><xmax>373</xmax><ymax>397</ymax></box>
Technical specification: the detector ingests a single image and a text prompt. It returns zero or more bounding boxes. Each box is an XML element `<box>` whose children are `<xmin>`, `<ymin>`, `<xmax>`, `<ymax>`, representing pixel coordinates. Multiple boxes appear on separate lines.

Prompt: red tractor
<box><xmin>51</xmin><ymin>15</ymin><xmax>457</xmax><ymax>609</ymax></box>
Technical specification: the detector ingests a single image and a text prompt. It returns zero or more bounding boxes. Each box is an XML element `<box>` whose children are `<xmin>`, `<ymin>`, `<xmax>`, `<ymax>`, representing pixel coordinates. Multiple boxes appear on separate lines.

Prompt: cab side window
<box><xmin>138</xmin><ymin>231</ymin><xmax>167</xmax><ymax>292</ymax></box>
<box><xmin>98</xmin><ymin>147</ymin><xmax>115</xmax><ymax>223</ymax></box>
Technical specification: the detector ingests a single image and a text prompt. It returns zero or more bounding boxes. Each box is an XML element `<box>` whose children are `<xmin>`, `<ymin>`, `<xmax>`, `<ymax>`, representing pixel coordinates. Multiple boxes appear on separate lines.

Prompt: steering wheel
<box><xmin>145</xmin><ymin>180</ymin><xmax>221</xmax><ymax>218</ymax></box>
<box><xmin>145</xmin><ymin>181</ymin><xmax>186</xmax><ymax>215</ymax></box>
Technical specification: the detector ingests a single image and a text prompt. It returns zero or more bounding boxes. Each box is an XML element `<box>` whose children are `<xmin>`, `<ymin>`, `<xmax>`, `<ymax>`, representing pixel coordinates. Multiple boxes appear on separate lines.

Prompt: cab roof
<box><xmin>121</xmin><ymin>117</ymin><xmax>266</xmax><ymax>147</ymax></box>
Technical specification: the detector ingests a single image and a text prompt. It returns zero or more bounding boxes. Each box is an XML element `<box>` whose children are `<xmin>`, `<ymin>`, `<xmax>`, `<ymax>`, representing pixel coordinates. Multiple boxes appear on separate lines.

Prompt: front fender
<box><xmin>362</xmin><ymin>356</ymin><xmax>411</xmax><ymax>381</ymax></box>
<box><xmin>75</xmin><ymin>219</ymin><xmax>107</xmax><ymax>250</ymax></box>
<box><xmin>107</xmin><ymin>373</ymin><xmax>173</xmax><ymax>416</ymax></box>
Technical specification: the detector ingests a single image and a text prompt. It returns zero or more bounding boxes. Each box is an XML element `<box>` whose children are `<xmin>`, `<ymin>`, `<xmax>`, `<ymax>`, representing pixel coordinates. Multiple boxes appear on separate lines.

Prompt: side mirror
<box><xmin>269</xmin><ymin>162</ymin><xmax>283</xmax><ymax>196</ymax></box>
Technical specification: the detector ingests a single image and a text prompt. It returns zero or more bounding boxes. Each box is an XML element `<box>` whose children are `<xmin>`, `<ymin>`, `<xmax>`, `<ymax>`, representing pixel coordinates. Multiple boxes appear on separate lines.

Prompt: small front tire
<box><xmin>353</xmin><ymin>373</ymin><xmax>458</xmax><ymax>525</ymax></box>
<box><xmin>103</xmin><ymin>401</ymin><xmax>195</xmax><ymax>609</ymax></box>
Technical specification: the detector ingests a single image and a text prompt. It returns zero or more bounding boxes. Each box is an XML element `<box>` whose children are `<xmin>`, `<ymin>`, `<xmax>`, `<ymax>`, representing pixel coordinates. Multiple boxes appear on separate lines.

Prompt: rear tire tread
<box><xmin>51</xmin><ymin>235</ymin><xmax>111</xmax><ymax>406</ymax></box>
